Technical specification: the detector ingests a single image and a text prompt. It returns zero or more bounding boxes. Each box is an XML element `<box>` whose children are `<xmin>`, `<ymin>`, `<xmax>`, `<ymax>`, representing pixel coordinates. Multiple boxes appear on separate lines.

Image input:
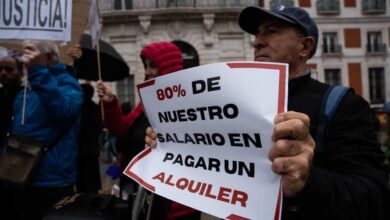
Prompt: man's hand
<box><xmin>67</xmin><ymin>44</ymin><xmax>82</xmax><ymax>61</ymax></box>
<box><xmin>96</xmin><ymin>80</ymin><xmax>114</xmax><ymax>102</ymax></box>
<box><xmin>268</xmin><ymin>111</ymin><xmax>315</xmax><ymax>197</ymax></box>
<box><xmin>21</xmin><ymin>42</ymin><xmax>46</xmax><ymax>69</ymax></box>
<box><xmin>145</xmin><ymin>127</ymin><xmax>157</xmax><ymax>148</ymax></box>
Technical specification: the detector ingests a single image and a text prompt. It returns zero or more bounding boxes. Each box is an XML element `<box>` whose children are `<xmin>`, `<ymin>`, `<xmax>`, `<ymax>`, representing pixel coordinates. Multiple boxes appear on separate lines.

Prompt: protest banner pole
<box><xmin>21</xmin><ymin>66</ymin><xmax>28</xmax><ymax>125</ymax></box>
<box><xmin>96</xmin><ymin>40</ymin><xmax>105</xmax><ymax>121</ymax></box>
<box><xmin>88</xmin><ymin>0</ymin><xmax>105</xmax><ymax>121</ymax></box>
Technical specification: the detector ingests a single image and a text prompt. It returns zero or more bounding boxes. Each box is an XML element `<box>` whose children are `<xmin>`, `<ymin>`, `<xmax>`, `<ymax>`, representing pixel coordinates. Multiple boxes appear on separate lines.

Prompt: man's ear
<box><xmin>299</xmin><ymin>36</ymin><xmax>315</xmax><ymax>59</ymax></box>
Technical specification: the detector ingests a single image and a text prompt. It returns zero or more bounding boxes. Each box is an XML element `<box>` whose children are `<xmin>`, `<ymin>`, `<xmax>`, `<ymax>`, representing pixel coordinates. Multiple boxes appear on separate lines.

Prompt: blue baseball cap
<box><xmin>239</xmin><ymin>5</ymin><xmax>318</xmax><ymax>58</ymax></box>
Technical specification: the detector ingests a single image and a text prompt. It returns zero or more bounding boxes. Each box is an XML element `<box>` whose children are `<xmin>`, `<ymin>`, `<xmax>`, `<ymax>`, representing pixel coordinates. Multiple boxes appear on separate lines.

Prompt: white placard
<box><xmin>125</xmin><ymin>61</ymin><xmax>288</xmax><ymax>220</ymax></box>
<box><xmin>0</xmin><ymin>0</ymin><xmax>72</xmax><ymax>41</ymax></box>
<box><xmin>88</xmin><ymin>0</ymin><xmax>101</xmax><ymax>47</ymax></box>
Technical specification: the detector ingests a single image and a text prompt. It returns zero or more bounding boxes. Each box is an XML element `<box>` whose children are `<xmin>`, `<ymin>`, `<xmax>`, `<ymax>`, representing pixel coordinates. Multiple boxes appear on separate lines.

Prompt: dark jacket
<box><xmin>283</xmin><ymin>73</ymin><xmax>390</xmax><ymax>220</ymax></box>
<box><xmin>78</xmin><ymin>99</ymin><xmax>101</xmax><ymax>157</ymax></box>
<box><xmin>117</xmin><ymin>112</ymin><xmax>148</xmax><ymax>160</ymax></box>
<box><xmin>77</xmin><ymin>95</ymin><xmax>102</xmax><ymax>193</ymax></box>
<box><xmin>0</xmin><ymin>83</ymin><xmax>21</xmax><ymax>147</ymax></box>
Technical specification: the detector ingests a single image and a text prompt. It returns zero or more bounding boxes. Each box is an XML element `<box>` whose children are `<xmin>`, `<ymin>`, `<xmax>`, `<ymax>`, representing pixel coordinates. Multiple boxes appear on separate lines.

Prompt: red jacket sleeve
<box><xmin>103</xmin><ymin>97</ymin><xmax>143</xmax><ymax>137</ymax></box>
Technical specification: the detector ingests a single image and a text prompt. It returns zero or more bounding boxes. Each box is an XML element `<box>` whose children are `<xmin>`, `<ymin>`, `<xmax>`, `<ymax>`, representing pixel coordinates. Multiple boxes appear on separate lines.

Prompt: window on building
<box><xmin>116</xmin><ymin>75</ymin><xmax>135</xmax><ymax>105</ymax></box>
<box><xmin>114</xmin><ymin>0</ymin><xmax>121</xmax><ymax>9</ymax></box>
<box><xmin>324</xmin><ymin>69</ymin><xmax>341</xmax><ymax>85</ymax></box>
<box><xmin>219</xmin><ymin>0</ymin><xmax>238</xmax><ymax>6</ymax></box>
<box><xmin>172</xmin><ymin>41</ymin><xmax>199</xmax><ymax>69</ymax></box>
<box><xmin>367</xmin><ymin>31</ymin><xmax>386</xmax><ymax>53</ymax></box>
<box><xmin>270</xmin><ymin>0</ymin><xmax>294</xmax><ymax>10</ymax></box>
<box><xmin>362</xmin><ymin>0</ymin><xmax>386</xmax><ymax>13</ymax></box>
<box><xmin>369</xmin><ymin>68</ymin><xmax>385</xmax><ymax>104</ymax></box>
<box><xmin>124</xmin><ymin>0</ymin><xmax>132</xmax><ymax>9</ymax></box>
<box><xmin>114</xmin><ymin>0</ymin><xmax>132</xmax><ymax>10</ymax></box>
<box><xmin>167</xmin><ymin>0</ymin><xmax>188</xmax><ymax>7</ymax></box>
<box><xmin>316</xmin><ymin>0</ymin><xmax>340</xmax><ymax>14</ymax></box>
<box><xmin>322</xmin><ymin>32</ymin><xmax>341</xmax><ymax>54</ymax></box>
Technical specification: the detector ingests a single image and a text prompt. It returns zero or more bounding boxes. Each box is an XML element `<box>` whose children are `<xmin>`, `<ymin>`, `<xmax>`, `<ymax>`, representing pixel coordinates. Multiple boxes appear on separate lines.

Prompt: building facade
<box><xmin>98</xmin><ymin>0</ymin><xmax>389</xmax><ymax>108</ymax></box>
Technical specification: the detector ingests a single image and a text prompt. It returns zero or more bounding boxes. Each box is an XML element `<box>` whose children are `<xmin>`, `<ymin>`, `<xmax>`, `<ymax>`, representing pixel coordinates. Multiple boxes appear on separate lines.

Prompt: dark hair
<box><xmin>12</xmin><ymin>56</ymin><xmax>23</xmax><ymax>73</ymax></box>
<box><xmin>3</xmin><ymin>55</ymin><xmax>23</xmax><ymax>73</ymax></box>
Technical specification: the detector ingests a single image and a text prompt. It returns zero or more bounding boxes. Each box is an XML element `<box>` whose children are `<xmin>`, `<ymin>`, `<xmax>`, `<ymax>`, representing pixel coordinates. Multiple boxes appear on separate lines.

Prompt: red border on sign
<box><xmin>123</xmin><ymin>148</ymin><xmax>156</xmax><ymax>192</ymax></box>
<box><xmin>273</xmin><ymin>183</ymin><xmax>283</xmax><ymax>220</ymax></box>
<box><xmin>226</xmin><ymin>62</ymin><xmax>287</xmax><ymax>114</ymax></box>
<box><xmin>137</xmin><ymin>79</ymin><xmax>155</xmax><ymax>89</ymax></box>
<box><xmin>226</xmin><ymin>214</ymin><xmax>251</xmax><ymax>220</ymax></box>
<box><xmin>136</xmin><ymin>78</ymin><xmax>155</xmax><ymax>136</ymax></box>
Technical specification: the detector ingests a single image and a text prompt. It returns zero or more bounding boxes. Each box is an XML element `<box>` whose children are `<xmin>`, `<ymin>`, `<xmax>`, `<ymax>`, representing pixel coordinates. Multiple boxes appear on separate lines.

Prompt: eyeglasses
<box><xmin>0</xmin><ymin>66</ymin><xmax>15</xmax><ymax>73</ymax></box>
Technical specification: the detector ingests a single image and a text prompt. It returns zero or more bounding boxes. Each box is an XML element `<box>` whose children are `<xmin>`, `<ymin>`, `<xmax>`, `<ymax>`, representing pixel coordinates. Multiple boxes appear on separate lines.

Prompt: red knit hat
<box><xmin>140</xmin><ymin>41</ymin><xmax>183</xmax><ymax>75</ymax></box>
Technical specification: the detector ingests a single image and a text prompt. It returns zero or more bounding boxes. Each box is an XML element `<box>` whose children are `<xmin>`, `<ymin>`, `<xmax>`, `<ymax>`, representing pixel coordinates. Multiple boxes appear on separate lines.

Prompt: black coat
<box><xmin>77</xmin><ymin>99</ymin><xmax>102</xmax><ymax>193</ymax></box>
<box><xmin>282</xmin><ymin>73</ymin><xmax>390</xmax><ymax>220</ymax></box>
<box><xmin>117</xmin><ymin>113</ymin><xmax>149</xmax><ymax>160</ymax></box>
<box><xmin>0</xmin><ymin>84</ymin><xmax>21</xmax><ymax>147</ymax></box>
<box><xmin>78</xmin><ymin>100</ymin><xmax>101</xmax><ymax>157</ymax></box>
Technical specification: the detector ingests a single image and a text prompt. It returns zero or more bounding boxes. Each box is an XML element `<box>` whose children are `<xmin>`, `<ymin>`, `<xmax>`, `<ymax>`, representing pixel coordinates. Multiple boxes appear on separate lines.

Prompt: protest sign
<box><xmin>0</xmin><ymin>0</ymin><xmax>72</xmax><ymax>41</ymax></box>
<box><xmin>124</xmin><ymin>62</ymin><xmax>288</xmax><ymax>219</ymax></box>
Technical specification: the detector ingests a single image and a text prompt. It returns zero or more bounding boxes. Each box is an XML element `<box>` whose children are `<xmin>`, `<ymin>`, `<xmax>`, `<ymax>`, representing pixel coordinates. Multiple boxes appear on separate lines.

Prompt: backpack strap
<box><xmin>315</xmin><ymin>85</ymin><xmax>349</xmax><ymax>153</ymax></box>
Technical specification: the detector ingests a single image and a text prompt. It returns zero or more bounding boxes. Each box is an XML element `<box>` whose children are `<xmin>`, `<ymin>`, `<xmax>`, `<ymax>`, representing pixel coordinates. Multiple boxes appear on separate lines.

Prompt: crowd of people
<box><xmin>0</xmin><ymin>4</ymin><xmax>389</xmax><ymax>220</ymax></box>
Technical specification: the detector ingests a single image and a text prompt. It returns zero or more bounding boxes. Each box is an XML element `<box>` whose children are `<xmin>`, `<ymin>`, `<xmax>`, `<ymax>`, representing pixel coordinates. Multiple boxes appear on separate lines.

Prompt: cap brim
<box><xmin>239</xmin><ymin>6</ymin><xmax>297</xmax><ymax>35</ymax></box>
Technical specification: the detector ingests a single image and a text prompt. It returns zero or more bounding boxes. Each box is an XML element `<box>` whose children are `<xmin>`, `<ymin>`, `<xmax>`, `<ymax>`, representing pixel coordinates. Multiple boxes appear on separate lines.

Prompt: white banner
<box><xmin>125</xmin><ymin>62</ymin><xmax>288</xmax><ymax>220</ymax></box>
<box><xmin>0</xmin><ymin>0</ymin><xmax>72</xmax><ymax>41</ymax></box>
<box><xmin>88</xmin><ymin>0</ymin><xmax>101</xmax><ymax>47</ymax></box>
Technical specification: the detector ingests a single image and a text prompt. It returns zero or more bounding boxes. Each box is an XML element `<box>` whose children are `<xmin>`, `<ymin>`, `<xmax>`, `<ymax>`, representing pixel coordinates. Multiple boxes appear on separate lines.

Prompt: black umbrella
<box><xmin>74</xmin><ymin>34</ymin><xmax>129</xmax><ymax>81</ymax></box>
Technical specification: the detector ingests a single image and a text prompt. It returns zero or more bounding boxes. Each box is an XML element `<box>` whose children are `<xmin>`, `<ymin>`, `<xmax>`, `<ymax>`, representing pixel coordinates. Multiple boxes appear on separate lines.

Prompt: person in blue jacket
<box><xmin>4</xmin><ymin>41</ymin><xmax>83</xmax><ymax>220</ymax></box>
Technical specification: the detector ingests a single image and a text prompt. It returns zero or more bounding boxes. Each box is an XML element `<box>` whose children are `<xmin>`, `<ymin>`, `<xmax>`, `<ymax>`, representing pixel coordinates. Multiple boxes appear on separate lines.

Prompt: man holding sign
<box><xmin>146</xmin><ymin>5</ymin><xmax>390</xmax><ymax>220</ymax></box>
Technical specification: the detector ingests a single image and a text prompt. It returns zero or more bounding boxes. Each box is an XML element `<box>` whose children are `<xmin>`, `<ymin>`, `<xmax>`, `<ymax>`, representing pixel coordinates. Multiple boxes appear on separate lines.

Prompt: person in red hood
<box><xmin>97</xmin><ymin>41</ymin><xmax>200</xmax><ymax>220</ymax></box>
